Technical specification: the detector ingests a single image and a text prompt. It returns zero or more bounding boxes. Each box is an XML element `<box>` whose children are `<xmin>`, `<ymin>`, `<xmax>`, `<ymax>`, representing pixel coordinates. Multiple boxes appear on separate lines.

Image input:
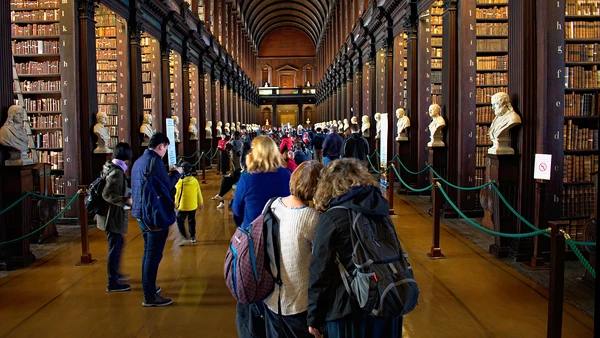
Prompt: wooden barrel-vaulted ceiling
<box><xmin>234</xmin><ymin>0</ymin><xmax>329</xmax><ymax>51</ymax></box>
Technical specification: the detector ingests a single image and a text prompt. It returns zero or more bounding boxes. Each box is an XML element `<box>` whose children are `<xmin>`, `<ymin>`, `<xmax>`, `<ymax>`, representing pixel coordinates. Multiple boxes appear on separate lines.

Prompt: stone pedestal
<box><xmin>428</xmin><ymin>146</ymin><xmax>447</xmax><ymax>189</ymax></box>
<box><xmin>92</xmin><ymin>153</ymin><xmax>111</xmax><ymax>181</ymax></box>
<box><xmin>487</xmin><ymin>154</ymin><xmax>520</xmax><ymax>259</ymax></box>
<box><xmin>188</xmin><ymin>139</ymin><xmax>199</xmax><ymax>172</ymax></box>
<box><xmin>2</xmin><ymin>165</ymin><xmax>39</xmax><ymax>268</ymax></box>
<box><xmin>396</xmin><ymin>140</ymin><xmax>417</xmax><ymax>194</ymax></box>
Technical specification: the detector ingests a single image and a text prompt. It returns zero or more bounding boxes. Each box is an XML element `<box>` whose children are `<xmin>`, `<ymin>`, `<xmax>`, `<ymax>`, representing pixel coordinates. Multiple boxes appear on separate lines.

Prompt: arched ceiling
<box><xmin>234</xmin><ymin>0</ymin><xmax>329</xmax><ymax>51</ymax></box>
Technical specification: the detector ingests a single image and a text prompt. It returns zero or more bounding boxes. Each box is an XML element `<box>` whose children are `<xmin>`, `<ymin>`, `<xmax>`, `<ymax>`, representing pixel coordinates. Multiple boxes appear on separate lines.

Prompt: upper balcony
<box><xmin>258</xmin><ymin>86</ymin><xmax>316</xmax><ymax>106</ymax></box>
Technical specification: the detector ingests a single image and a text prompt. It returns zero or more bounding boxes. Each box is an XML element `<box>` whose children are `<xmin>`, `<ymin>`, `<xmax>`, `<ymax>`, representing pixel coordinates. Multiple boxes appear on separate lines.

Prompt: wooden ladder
<box><xmin>11</xmin><ymin>55</ymin><xmax>38</xmax><ymax>163</ymax></box>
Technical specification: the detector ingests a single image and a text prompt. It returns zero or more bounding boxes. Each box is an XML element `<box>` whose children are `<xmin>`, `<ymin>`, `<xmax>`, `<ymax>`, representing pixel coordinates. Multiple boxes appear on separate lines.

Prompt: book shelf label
<box><xmin>534</xmin><ymin>154</ymin><xmax>552</xmax><ymax>180</ymax></box>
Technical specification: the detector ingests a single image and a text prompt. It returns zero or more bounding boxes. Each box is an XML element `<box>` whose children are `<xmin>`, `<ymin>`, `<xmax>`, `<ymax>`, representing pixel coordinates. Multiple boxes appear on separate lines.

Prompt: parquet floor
<box><xmin>0</xmin><ymin>171</ymin><xmax>594</xmax><ymax>337</ymax></box>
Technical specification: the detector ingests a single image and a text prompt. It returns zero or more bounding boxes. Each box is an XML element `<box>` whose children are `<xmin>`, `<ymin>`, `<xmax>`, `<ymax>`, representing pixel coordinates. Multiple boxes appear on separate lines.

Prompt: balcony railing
<box><xmin>258</xmin><ymin>87</ymin><xmax>316</xmax><ymax>96</ymax></box>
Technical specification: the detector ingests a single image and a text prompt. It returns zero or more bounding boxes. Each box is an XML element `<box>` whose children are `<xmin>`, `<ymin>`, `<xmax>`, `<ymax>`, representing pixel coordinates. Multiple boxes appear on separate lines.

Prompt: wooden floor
<box><xmin>0</xmin><ymin>171</ymin><xmax>594</xmax><ymax>337</ymax></box>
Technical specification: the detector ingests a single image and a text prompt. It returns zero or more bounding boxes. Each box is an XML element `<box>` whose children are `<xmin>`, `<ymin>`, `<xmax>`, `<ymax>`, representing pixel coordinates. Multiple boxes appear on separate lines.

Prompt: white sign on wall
<box><xmin>166</xmin><ymin>118</ymin><xmax>177</xmax><ymax>167</ymax></box>
<box><xmin>533</xmin><ymin>154</ymin><xmax>552</xmax><ymax>180</ymax></box>
<box><xmin>380</xmin><ymin>113</ymin><xmax>388</xmax><ymax>168</ymax></box>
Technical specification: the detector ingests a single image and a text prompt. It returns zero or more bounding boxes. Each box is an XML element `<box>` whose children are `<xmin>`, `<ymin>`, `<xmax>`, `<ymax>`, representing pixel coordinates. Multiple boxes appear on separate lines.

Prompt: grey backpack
<box><xmin>329</xmin><ymin>206</ymin><xmax>419</xmax><ymax>317</ymax></box>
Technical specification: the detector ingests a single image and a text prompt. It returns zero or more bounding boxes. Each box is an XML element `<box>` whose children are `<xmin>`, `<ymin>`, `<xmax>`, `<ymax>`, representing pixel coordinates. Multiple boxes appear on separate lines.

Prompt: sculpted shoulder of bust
<box><xmin>427</xmin><ymin>104</ymin><xmax>446</xmax><ymax>147</ymax></box>
<box><xmin>0</xmin><ymin>105</ymin><xmax>28</xmax><ymax>152</ymax></box>
<box><xmin>396</xmin><ymin>108</ymin><xmax>410</xmax><ymax>141</ymax></box>
<box><xmin>374</xmin><ymin>113</ymin><xmax>381</xmax><ymax>139</ymax></box>
<box><xmin>488</xmin><ymin>92</ymin><xmax>521</xmax><ymax>154</ymax></box>
<box><xmin>93</xmin><ymin>111</ymin><xmax>112</xmax><ymax>153</ymax></box>
<box><xmin>140</xmin><ymin>113</ymin><xmax>154</xmax><ymax>138</ymax></box>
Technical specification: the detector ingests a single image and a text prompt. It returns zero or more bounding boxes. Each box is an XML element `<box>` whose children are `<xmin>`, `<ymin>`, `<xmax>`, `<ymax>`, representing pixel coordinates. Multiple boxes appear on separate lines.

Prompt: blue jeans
<box><xmin>106</xmin><ymin>231</ymin><xmax>124</xmax><ymax>285</ymax></box>
<box><xmin>137</xmin><ymin>220</ymin><xmax>169</xmax><ymax>300</ymax></box>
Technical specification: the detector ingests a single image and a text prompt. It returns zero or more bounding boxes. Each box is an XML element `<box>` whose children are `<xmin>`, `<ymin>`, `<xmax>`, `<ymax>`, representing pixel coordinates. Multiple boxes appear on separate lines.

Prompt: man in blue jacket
<box><xmin>322</xmin><ymin>126</ymin><xmax>343</xmax><ymax>165</ymax></box>
<box><xmin>131</xmin><ymin>132</ymin><xmax>182</xmax><ymax>307</ymax></box>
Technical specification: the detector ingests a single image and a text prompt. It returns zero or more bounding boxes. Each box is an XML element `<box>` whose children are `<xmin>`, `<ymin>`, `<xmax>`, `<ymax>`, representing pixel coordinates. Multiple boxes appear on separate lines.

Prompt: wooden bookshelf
<box><xmin>475</xmin><ymin>0</ymin><xmax>509</xmax><ymax>185</ymax></box>
<box><xmin>429</xmin><ymin>0</ymin><xmax>443</xmax><ymax>105</ymax></box>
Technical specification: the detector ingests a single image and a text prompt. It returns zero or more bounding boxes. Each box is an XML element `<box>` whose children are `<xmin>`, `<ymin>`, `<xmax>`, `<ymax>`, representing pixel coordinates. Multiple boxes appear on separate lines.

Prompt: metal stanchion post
<box><xmin>388</xmin><ymin>163</ymin><xmax>395</xmax><ymax>215</ymax></box>
<box><xmin>202</xmin><ymin>153</ymin><xmax>207</xmax><ymax>184</ymax></box>
<box><xmin>547</xmin><ymin>221</ymin><xmax>565</xmax><ymax>338</ymax></box>
<box><xmin>428</xmin><ymin>179</ymin><xmax>446</xmax><ymax>259</ymax></box>
<box><xmin>77</xmin><ymin>185</ymin><xmax>95</xmax><ymax>265</ymax></box>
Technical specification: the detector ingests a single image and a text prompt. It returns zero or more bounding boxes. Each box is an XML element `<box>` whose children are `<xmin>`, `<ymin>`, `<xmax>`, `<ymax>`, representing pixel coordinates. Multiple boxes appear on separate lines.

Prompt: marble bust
<box><xmin>0</xmin><ymin>105</ymin><xmax>33</xmax><ymax>166</ymax></box>
<box><xmin>343</xmin><ymin>118</ymin><xmax>350</xmax><ymax>132</ymax></box>
<box><xmin>216</xmin><ymin>121</ymin><xmax>223</xmax><ymax>137</ymax></box>
<box><xmin>396</xmin><ymin>108</ymin><xmax>411</xmax><ymax>141</ymax></box>
<box><xmin>351</xmin><ymin>116</ymin><xmax>358</xmax><ymax>125</ymax></box>
<box><xmin>374</xmin><ymin>112</ymin><xmax>381</xmax><ymax>139</ymax></box>
<box><xmin>361</xmin><ymin>115</ymin><xmax>370</xmax><ymax>138</ymax></box>
<box><xmin>488</xmin><ymin>92</ymin><xmax>521</xmax><ymax>155</ymax></box>
<box><xmin>93</xmin><ymin>111</ymin><xmax>112</xmax><ymax>153</ymax></box>
<box><xmin>172</xmin><ymin>115</ymin><xmax>180</xmax><ymax>143</ymax></box>
<box><xmin>427</xmin><ymin>104</ymin><xmax>446</xmax><ymax>147</ymax></box>
<box><xmin>224</xmin><ymin>122</ymin><xmax>230</xmax><ymax>135</ymax></box>
<box><xmin>337</xmin><ymin>120</ymin><xmax>344</xmax><ymax>133</ymax></box>
<box><xmin>265</xmin><ymin>119</ymin><xmax>269</xmax><ymax>126</ymax></box>
<box><xmin>236</xmin><ymin>121</ymin><xmax>241</xmax><ymax>132</ymax></box>
<box><xmin>140</xmin><ymin>113</ymin><xmax>154</xmax><ymax>146</ymax></box>
<box><xmin>189</xmin><ymin>117</ymin><xmax>198</xmax><ymax>140</ymax></box>
<box><xmin>205</xmin><ymin>120</ymin><xmax>213</xmax><ymax>139</ymax></box>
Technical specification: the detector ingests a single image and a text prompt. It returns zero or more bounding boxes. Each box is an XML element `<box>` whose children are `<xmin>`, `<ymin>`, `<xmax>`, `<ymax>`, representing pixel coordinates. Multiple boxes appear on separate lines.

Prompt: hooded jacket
<box><xmin>174</xmin><ymin>175</ymin><xmax>204</xmax><ymax>211</ymax></box>
<box><xmin>342</xmin><ymin>132</ymin><xmax>369</xmax><ymax>161</ymax></box>
<box><xmin>307</xmin><ymin>185</ymin><xmax>390</xmax><ymax>328</ymax></box>
<box><xmin>96</xmin><ymin>162</ymin><xmax>129</xmax><ymax>234</ymax></box>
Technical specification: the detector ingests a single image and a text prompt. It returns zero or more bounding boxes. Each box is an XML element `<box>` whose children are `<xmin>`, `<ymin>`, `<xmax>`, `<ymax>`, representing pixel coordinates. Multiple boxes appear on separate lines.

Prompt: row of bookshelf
<box><xmin>476</xmin><ymin>23</ymin><xmax>508</xmax><ymax>36</ymax></box>
<box><xmin>561</xmin><ymin>219</ymin><xmax>588</xmax><ymax>245</ymax></box>
<box><xmin>142</xmin><ymin>72</ymin><xmax>151</xmax><ymax>82</ymax></box>
<box><xmin>476</xmin><ymin>55</ymin><xmax>508</xmax><ymax>70</ymax></box>
<box><xmin>431</xmin><ymin>59</ymin><xmax>442</xmax><ymax>68</ymax></box>
<box><xmin>476</xmin><ymin>86</ymin><xmax>507</xmax><ymax>104</ymax></box>
<box><xmin>476</xmin><ymin>72</ymin><xmax>507</xmax><ymax>85</ymax></box>
<box><xmin>12</xmin><ymin>40</ymin><xmax>58</xmax><ymax>54</ymax></box>
<box><xmin>95</xmin><ymin>26</ymin><xmax>117</xmax><ymax>36</ymax></box>
<box><xmin>98</xmin><ymin>83</ymin><xmax>117</xmax><ymax>92</ymax></box>
<box><xmin>565</xmin><ymin>43</ymin><xmax>600</xmax><ymax>62</ymax></box>
<box><xmin>97</xmin><ymin>60</ymin><xmax>117</xmax><ymax>71</ymax></box>
<box><xmin>11</xmin><ymin>23</ymin><xmax>59</xmax><ymax>36</ymax></box>
<box><xmin>51</xmin><ymin>176</ymin><xmax>65</xmax><ymax>196</ymax></box>
<box><xmin>97</xmin><ymin>105</ymin><xmax>117</xmax><ymax>115</ymax></box>
<box><xmin>431</xmin><ymin>84</ymin><xmax>442</xmax><ymax>95</ymax></box>
<box><xmin>11</xmin><ymin>8</ymin><xmax>58</xmax><ymax>21</ymax></box>
<box><xmin>476</xmin><ymin>106</ymin><xmax>495</xmax><ymax>123</ymax></box>
<box><xmin>476</xmin><ymin>39</ymin><xmax>507</xmax><ymax>51</ymax></box>
<box><xmin>565</xmin><ymin>0</ymin><xmax>600</xmax><ymax>16</ymax></box>
<box><xmin>565</xmin><ymin>22</ymin><xmax>600</xmax><ymax>39</ymax></box>
<box><xmin>143</xmin><ymin>97</ymin><xmax>152</xmax><ymax>109</ymax></box>
<box><xmin>476</xmin><ymin>0</ymin><xmax>508</xmax><ymax>4</ymax></box>
<box><xmin>97</xmin><ymin>49</ymin><xmax>117</xmax><ymax>59</ymax></box>
<box><xmin>475</xmin><ymin>147</ymin><xmax>488</xmax><ymax>167</ymax></box>
<box><xmin>563</xmin><ymin>123</ymin><xmax>599</xmax><ymax>151</ymax></box>
<box><xmin>475</xmin><ymin>125</ymin><xmax>492</xmax><ymax>145</ymax></box>
<box><xmin>561</xmin><ymin>185</ymin><xmax>597</xmax><ymax>218</ymax></box>
<box><xmin>563</xmin><ymin>154</ymin><xmax>599</xmax><ymax>182</ymax></box>
<box><xmin>97</xmin><ymin>71</ymin><xmax>116</xmax><ymax>82</ymax></box>
<box><xmin>431</xmin><ymin>47</ymin><xmax>442</xmax><ymax>58</ymax></box>
<box><xmin>18</xmin><ymin>79</ymin><xmax>60</xmax><ymax>91</ymax></box>
<box><xmin>22</xmin><ymin>97</ymin><xmax>61</xmax><ymax>111</ymax></box>
<box><xmin>38</xmin><ymin>150</ymin><xmax>63</xmax><ymax>170</ymax></box>
<box><xmin>564</xmin><ymin>66</ymin><xmax>600</xmax><ymax>88</ymax></box>
<box><xmin>10</xmin><ymin>0</ymin><xmax>59</xmax><ymax>8</ymax></box>
<box><xmin>30</xmin><ymin>114</ymin><xmax>61</xmax><ymax>129</ymax></box>
<box><xmin>431</xmin><ymin>37</ymin><xmax>442</xmax><ymax>46</ymax></box>
<box><xmin>564</xmin><ymin>92</ymin><xmax>599</xmax><ymax>116</ymax></box>
<box><xmin>476</xmin><ymin>6</ymin><xmax>507</xmax><ymax>19</ymax></box>
<box><xmin>96</xmin><ymin>38</ymin><xmax>117</xmax><ymax>49</ymax></box>
<box><xmin>431</xmin><ymin>71</ymin><xmax>441</xmax><ymax>84</ymax></box>
<box><xmin>15</xmin><ymin>60</ymin><xmax>59</xmax><ymax>74</ymax></box>
<box><xmin>35</xmin><ymin>131</ymin><xmax>62</xmax><ymax>149</ymax></box>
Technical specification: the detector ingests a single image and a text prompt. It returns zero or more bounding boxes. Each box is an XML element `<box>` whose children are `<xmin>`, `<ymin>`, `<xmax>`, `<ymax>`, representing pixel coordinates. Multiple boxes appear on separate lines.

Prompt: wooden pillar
<box><xmin>0</xmin><ymin>0</ymin><xmax>12</xmax><ymax>246</ymax></box>
<box><xmin>128</xmin><ymin>6</ymin><xmax>143</xmax><ymax>159</ymax></box>
<box><xmin>160</xmin><ymin>47</ymin><xmax>170</xmax><ymax>134</ymax></box>
<box><xmin>181</xmin><ymin>58</ymin><xmax>191</xmax><ymax>156</ymax></box>
<box><xmin>384</xmin><ymin>40</ymin><xmax>395</xmax><ymax>214</ymax></box>
<box><xmin>354</xmin><ymin>64</ymin><xmax>363</xmax><ymax>126</ymax></box>
<box><xmin>405</xmin><ymin>20</ymin><xmax>421</xmax><ymax>189</ymax></box>
<box><xmin>368</xmin><ymin>57</ymin><xmax>376</xmax><ymax>150</ymax></box>
<box><xmin>77</xmin><ymin>0</ymin><xmax>98</xmax><ymax>186</ymax></box>
<box><xmin>210</xmin><ymin>70</ymin><xmax>218</xmax><ymax>144</ymax></box>
<box><xmin>220</xmin><ymin>79</ymin><xmax>226</xmax><ymax>125</ymax></box>
<box><xmin>418</xmin><ymin>14</ymin><xmax>432</xmax><ymax>189</ymax></box>
<box><xmin>346</xmin><ymin>70</ymin><xmax>353</xmax><ymax>121</ymax></box>
<box><xmin>198</xmin><ymin>69</ymin><xmax>207</xmax><ymax>150</ymax></box>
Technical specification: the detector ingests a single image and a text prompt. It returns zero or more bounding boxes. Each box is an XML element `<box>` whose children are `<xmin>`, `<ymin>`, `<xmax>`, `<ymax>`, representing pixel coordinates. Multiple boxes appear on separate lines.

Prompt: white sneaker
<box><xmin>216</xmin><ymin>202</ymin><xmax>225</xmax><ymax>209</ymax></box>
<box><xmin>212</xmin><ymin>194</ymin><xmax>223</xmax><ymax>201</ymax></box>
<box><xmin>179</xmin><ymin>239</ymin><xmax>190</xmax><ymax>246</ymax></box>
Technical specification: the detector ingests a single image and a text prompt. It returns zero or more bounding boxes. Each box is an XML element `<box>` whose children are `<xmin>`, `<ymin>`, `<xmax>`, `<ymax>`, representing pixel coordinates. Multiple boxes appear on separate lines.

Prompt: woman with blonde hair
<box><xmin>263</xmin><ymin>160</ymin><xmax>323</xmax><ymax>337</ymax></box>
<box><xmin>307</xmin><ymin>158</ymin><xmax>404</xmax><ymax>338</ymax></box>
<box><xmin>232</xmin><ymin>135</ymin><xmax>291</xmax><ymax>338</ymax></box>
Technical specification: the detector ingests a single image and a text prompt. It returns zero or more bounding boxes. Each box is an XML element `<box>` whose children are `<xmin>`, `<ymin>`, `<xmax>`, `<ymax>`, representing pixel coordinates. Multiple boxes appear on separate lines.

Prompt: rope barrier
<box><xmin>191</xmin><ymin>152</ymin><xmax>205</xmax><ymax>166</ymax></box>
<box><xmin>392</xmin><ymin>156</ymin><xmax>431</xmax><ymax>175</ymax></box>
<box><xmin>0</xmin><ymin>192</ymin><xmax>31</xmax><ymax>216</ymax></box>
<box><xmin>177</xmin><ymin>150</ymin><xmax>198</xmax><ymax>159</ymax></box>
<box><xmin>429</xmin><ymin>166</ymin><xmax>493</xmax><ymax>191</ymax></box>
<box><xmin>207</xmin><ymin>148</ymin><xmax>218</xmax><ymax>160</ymax></box>
<box><xmin>437</xmin><ymin>183</ymin><xmax>549</xmax><ymax>238</ymax></box>
<box><xmin>0</xmin><ymin>192</ymin><xmax>75</xmax><ymax>216</ymax></box>
<box><xmin>28</xmin><ymin>192</ymin><xmax>75</xmax><ymax>200</ymax></box>
<box><xmin>391</xmin><ymin>165</ymin><xmax>433</xmax><ymax>192</ymax></box>
<box><xmin>368</xmin><ymin>149</ymin><xmax>380</xmax><ymax>160</ymax></box>
<box><xmin>565</xmin><ymin>235</ymin><xmax>596</xmax><ymax>278</ymax></box>
<box><xmin>366</xmin><ymin>155</ymin><xmax>391</xmax><ymax>175</ymax></box>
<box><xmin>0</xmin><ymin>191</ymin><xmax>80</xmax><ymax>247</ymax></box>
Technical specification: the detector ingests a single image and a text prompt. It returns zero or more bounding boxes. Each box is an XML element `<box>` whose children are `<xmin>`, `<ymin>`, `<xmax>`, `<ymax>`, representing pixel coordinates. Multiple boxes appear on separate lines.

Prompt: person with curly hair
<box><xmin>307</xmin><ymin>158</ymin><xmax>403</xmax><ymax>338</ymax></box>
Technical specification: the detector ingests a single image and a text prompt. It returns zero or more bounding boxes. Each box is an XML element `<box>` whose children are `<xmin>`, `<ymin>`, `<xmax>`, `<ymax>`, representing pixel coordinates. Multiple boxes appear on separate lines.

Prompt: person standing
<box><xmin>174</xmin><ymin>162</ymin><xmax>204</xmax><ymax>245</ymax></box>
<box><xmin>322</xmin><ymin>126</ymin><xmax>343</xmax><ymax>165</ymax></box>
<box><xmin>228</xmin><ymin>131</ymin><xmax>243</xmax><ymax>171</ymax></box>
<box><xmin>342</xmin><ymin>124</ymin><xmax>370</xmax><ymax>161</ymax></box>
<box><xmin>131</xmin><ymin>132</ymin><xmax>182</xmax><ymax>307</ymax></box>
<box><xmin>311</xmin><ymin>127</ymin><xmax>325</xmax><ymax>163</ymax></box>
<box><xmin>96</xmin><ymin>142</ymin><xmax>133</xmax><ymax>292</ymax></box>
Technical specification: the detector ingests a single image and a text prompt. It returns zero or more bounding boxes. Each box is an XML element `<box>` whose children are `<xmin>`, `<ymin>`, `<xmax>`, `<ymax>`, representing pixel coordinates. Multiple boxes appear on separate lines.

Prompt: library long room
<box><xmin>0</xmin><ymin>0</ymin><xmax>597</xmax><ymax>337</ymax></box>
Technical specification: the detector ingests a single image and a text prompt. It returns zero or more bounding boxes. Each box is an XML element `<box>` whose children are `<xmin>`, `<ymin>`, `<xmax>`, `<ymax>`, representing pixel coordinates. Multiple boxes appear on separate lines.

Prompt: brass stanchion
<box><xmin>547</xmin><ymin>221</ymin><xmax>566</xmax><ymax>338</ymax></box>
<box><xmin>76</xmin><ymin>185</ymin><xmax>96</xmax><ymax>265</ymax></box>
<box><xmin>428</xmin><ymin>179</ymin><xmax>446</xmax><ymax>259</ymax></box>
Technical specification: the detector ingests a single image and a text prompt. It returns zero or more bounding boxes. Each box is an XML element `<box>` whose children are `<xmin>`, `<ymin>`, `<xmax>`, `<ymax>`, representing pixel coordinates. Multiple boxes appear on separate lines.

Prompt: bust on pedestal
<box><xmin>361</xmin><ymin>115</ymin><xmax>370</xmax><ymax>138</ymax></box>
<box><xmin>396</xmin><ymin>108</ymin><xmax>410</xmax><ymax>141</ymax></box>
<box><xmin>224</xmin><ymin>122</ymin><xmax>230</xmax><ymax>136</ymax></box>
<box><xmin>488</xmin><ymin>92</ymin><xmax>521</xmax><ymax>155</ymax></box>
<box><xmin>205</xmin><ymin>120</ymin><xmax>213</xmax><ymax>139</ymax></box>
<box><xmin>374</xmin><ymin>113</ymin><xmax>381</xmax><ymax>139</ymax></box>
<box><xmin>427</xmin><ymin>104</ymin><xmax>446</xmax><ymax>147</ymax></box>
<box><xmin>140</xmin><ymin>113</ymin><xmax>154</xmax><ymax>146</ymax></box>
<box><xmin>93</xmin><ymin>111</ymin><xmax>112</xmax><ymax>153</ymax></box>
<box><xmin>172</xmin><ymin>115</ymin><xmax>181</xmax><ymax>143</ymax></box>
<box><xmin>189</xmin><ymin>117</ymin><xmax>198</xmax><ymax>140</ymax></box>
<box><xmin>0</xmin><ymin>105</ymin><xmax>34</xmax><ymax>166</ymax></box>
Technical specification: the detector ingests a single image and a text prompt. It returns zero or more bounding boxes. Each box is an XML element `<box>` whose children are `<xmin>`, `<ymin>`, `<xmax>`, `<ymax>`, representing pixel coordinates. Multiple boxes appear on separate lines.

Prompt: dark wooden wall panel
<box><xmin>258</xmin><ymin>28</ymin><xmax>315</xmax><ymax>57</ymax></box>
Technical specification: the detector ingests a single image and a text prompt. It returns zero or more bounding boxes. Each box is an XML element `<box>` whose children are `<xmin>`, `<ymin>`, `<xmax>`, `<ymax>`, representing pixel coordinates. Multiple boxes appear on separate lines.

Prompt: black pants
<box><xmin>106</xmin><ymin>230</ymin><xmax>124</xmax><ymax>285</ymax></box>
<box><xmin>219</xmin><ymin>174</ymin><xmax>240</xmax><ymax>197</ymax></box>
<box><xmin>176</xmin><ymin>210</ymin><xmax>196</xmax><ymax>238</ymax></box>
<box><xmin>236</xmin><ymin>302</ymin><xmax>266</xmax><ymax>338</ymax></box>
<box><xmin>264</xmin><ymin>308</ymin><xmax>312</xmax><ymax>338</ymax></box>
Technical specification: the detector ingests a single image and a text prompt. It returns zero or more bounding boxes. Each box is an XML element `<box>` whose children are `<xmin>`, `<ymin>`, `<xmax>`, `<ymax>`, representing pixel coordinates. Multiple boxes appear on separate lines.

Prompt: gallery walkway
<box><xmin>0</xmin><ymin>172</ymin><xmax>594</xmax><ymax>337</ymax></box>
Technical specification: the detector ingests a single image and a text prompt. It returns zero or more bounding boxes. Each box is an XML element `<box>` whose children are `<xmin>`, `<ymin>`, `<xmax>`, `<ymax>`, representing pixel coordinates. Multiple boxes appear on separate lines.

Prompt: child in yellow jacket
<box><xmin>175</xmin><ymin>162</ymin><xmax>204</xmax><ymax>245</ymax></box>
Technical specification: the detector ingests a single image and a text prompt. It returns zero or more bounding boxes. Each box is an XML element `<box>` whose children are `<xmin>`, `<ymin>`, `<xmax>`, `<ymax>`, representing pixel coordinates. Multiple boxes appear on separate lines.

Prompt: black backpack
<box><xmin>84</xmin><ymin>167</ymin><xmax>119</xmax><ymax>215</ymax></box>
<box><xmin>329</xmin><ymin>206</ymin><xmax>419</xmax><ymax>317</ymax></box>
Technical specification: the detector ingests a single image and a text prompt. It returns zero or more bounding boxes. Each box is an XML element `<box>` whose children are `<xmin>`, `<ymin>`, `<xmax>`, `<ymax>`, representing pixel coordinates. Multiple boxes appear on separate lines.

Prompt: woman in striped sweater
<box><xmin>263</xmin><ymin>160</ymin><xmax>324</xmax><ymax>338</ymax></box>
